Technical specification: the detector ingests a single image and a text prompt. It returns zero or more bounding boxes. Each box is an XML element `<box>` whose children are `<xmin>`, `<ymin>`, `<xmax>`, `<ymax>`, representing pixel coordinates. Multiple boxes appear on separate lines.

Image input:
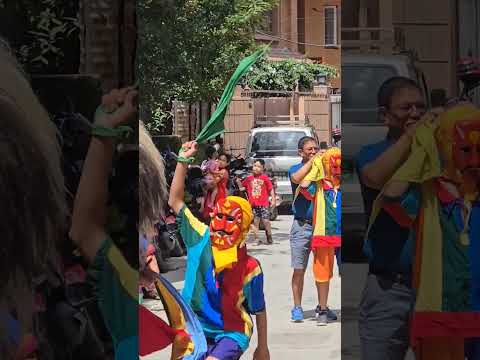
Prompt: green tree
<box><xmin>137</xmin><ymin>0</ymin><xmax>278</xmax><ymax>133</ymax></box>
<box><xmin>0</xmin><ymin>0</ymin><xmax>79</xmax><ymax>74</ymax></box>
<box><xmin>244</xmin><ymin>57</ymin><xmax>338</xmax><ymax>94</ymax></box>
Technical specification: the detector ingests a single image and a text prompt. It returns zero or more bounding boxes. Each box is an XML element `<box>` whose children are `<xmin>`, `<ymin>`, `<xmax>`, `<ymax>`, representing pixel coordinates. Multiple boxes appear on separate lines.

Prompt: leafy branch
<box><xmin>12</xmin><ymin>0</ymin><xmax>79</xmax><ymax>73</ymax></box>
<box><xmin>137</xmin><ymin>0</ymin><xmax>278</xmax><ymax>133</ymax></box>
<box><xmin>244</xmin><ymin>57</ymin><xmax>338</xmax><ymax>93</ymax></box>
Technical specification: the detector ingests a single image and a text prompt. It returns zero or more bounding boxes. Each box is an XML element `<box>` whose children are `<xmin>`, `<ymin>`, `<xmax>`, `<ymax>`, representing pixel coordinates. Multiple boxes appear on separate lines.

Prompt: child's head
<box><xmin>204</xmin><ymin>159</ymin><xmax>219</xmax><ymax>174</ymax></box>
<box><xmin>217</xmin><ymin>153</ymin><xmax>230</xmax><ymax>169</ymax></box>
<box><xmin>319</xmin><ymin>141</ymin><xmax>328</xmax><ymax>155</ymax></box>
<box><xmin>252</xmin><ymin>159</ymin><xmax>266</xmax><ymax>175</ymax></box>
<box><xmin>206</xmin><ymin>145</ymin><xmax>218</xmax><ymax>160</ymax></box>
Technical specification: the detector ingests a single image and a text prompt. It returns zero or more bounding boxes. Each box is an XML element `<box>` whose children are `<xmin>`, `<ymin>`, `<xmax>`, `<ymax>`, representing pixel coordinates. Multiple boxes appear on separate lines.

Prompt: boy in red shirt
<box><xmin>237</xmin><ymin>159</ymin><xmax>276</xmax><ymax>245</ymax></box>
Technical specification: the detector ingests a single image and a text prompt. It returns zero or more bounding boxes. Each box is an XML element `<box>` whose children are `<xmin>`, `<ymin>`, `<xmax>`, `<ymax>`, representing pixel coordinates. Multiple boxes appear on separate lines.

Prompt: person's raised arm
<box><xmin>70</xmin><ymin>87</ymin><xmax>138</xmax><ymax>262</ymax></box>
<box><xmin>382</xmin><ymin>180</ymin><xmax>411</xmax><ymax>198</ymax></box>
<box><xmin>360</xmin><ymin>133</ymin><xmax>412</xmax><ymax>190</ymax></box>
<box><xmin>168</xmin><ymin>141</ymin><xmax>198</xmax><ymax>215</ymax></box>
<box><xmin>299</xmin><ymin>179</ymin><xmax>312</xmax><ymax>188</ymax></box>
<box><xmin>360</xmin><ymin>111</ymin><xmax>442</xmax><ymax>190</ymax></box>
<box><xmin>290</xmin><ymin>155</ymin><xmax>316</xmax><ymax>184</ymax></box>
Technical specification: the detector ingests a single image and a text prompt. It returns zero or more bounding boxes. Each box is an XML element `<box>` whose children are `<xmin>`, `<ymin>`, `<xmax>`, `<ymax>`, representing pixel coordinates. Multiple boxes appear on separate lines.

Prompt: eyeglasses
<box><xmin>391</xmin><ymin>102</ymin><xmax>427</xmax><ymax>113</ymax></box>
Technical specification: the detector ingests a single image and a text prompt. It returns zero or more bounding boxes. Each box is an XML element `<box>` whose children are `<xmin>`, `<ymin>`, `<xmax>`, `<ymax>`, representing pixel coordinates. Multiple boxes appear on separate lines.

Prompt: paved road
<box><xmin>141</xmin><ymin>215</ymin><xmax>341</xmax><ymax>359</ymax></box>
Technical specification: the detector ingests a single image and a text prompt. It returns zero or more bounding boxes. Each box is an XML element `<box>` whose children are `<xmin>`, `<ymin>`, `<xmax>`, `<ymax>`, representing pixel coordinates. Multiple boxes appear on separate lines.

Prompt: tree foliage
<box><xmin>244</xmin><ymin>57</ymin><xmax>338</xmax><ymax>93</ymax></box>
<box><xmin>137</xmin><ymin>0</ymin><xmax>278</xmax><ymax>133</ymax></box>
<box><xmin>0</xmin><ymin>0</ymin><xmax>79</xmax><ymax>74</ymax></box>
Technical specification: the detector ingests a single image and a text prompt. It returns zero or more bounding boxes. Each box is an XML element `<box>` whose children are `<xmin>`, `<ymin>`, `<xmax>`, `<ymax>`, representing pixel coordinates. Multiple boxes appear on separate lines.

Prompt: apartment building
<box><xmin>342</xmin><ymin>0</ymin><xmax>480</xmax><ymax>102</ymax></box>
<box><xmin>256</xmin><ymin>0</ymin><xmax>341</xmax><ymax>88</ymax></box>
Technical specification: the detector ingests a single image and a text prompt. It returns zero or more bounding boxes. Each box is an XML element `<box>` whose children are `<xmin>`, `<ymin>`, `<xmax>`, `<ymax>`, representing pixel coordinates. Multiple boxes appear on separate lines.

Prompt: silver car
<box><xmin>244</xmin><ymin>126</ymin><xmax>320</xmax><ymax>208</ymax></box>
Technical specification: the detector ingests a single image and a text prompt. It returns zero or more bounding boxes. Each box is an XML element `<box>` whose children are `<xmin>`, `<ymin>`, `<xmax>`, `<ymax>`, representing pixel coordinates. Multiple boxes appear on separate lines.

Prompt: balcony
<box><xmin>341</xmin><ymin>27</ymin><xmax>402</xmax><ymax>53</ymax></box>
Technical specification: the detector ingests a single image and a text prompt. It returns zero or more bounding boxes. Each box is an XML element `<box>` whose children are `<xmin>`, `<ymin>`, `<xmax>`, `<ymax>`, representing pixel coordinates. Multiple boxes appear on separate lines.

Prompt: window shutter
<box><xmin>324</xmin><ymin>6</ymin><xmax>338</xmax><ymax>46</ymax></box>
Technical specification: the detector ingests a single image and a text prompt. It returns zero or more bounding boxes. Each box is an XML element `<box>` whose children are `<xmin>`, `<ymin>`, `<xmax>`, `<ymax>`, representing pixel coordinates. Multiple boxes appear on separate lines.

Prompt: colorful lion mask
<box><xmin>209</xmin><ymin>196</ymin><xmax>253</xmax><ymax>271</ymax></box>
<box><xmin>322</xmin><ymin>147</ymin><xmax>341</xmax><ymax>188</ymax></box>
<box><xmin>435</xmin><ymin>104</ymin><xmax>480</xmax><ymax>193</ymax></box>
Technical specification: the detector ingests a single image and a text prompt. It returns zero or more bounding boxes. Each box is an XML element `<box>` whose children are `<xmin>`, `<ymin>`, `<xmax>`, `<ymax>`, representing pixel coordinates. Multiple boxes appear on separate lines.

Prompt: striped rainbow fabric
<box><xmin>139</xmin><ymin>274</ymin><xmax>207</xmax><ymax>359</ymax></box>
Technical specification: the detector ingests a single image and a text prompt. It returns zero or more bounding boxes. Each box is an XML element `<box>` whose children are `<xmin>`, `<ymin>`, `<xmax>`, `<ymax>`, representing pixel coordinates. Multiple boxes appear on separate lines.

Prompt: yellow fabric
<box><xmin>106</xmin><ymin>244</ymin><xmax>138</xmax><ymax>300</ymax></box>
<box><xmin>293</xmin><ymin>155</ymin><xmax>326</xmax><ymax>239</ymax></box>
<box><xmin>154</xmin><ymin>278</ymin><xmax>194</xmax><ymax>358</ymax></box>
<box><xmin>154</xmin><ymin>278</ymin><xmax>186</xmax><ymax>331</ymax></box>
<box><xmin>226</xmin><ymin>196</ymin><xmax>253</xmax><ymax>232</ymax></box>
<box><xmin>308</xmin><ymin>156</ymin><xmax>326</xmax><ymax>240</ymax></box>
<box><xmin>184</xmin><ymin>207</ymin><xmax>208</xmax><ymax>236</ymax></box>
<box><xmin>368</xmin><ymin>117</ymin><xmax>443</xmax><ymax>311</ymax></box>
<box><xmin>212</xmin><ymin>246</ymin><xmax>238</xmax><ymax>273</ymax></box>
<box><xmin>210</xmin><ymin>196</ymin><xmax>253</xmax><ymax>272</ymax></box>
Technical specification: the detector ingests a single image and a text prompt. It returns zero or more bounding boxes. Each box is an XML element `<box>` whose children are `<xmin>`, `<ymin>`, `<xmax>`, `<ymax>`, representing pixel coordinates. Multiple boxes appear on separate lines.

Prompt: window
<box><xmin>249</xmin><ymin>131</ymin><xmax>307</xmax><ymax>157</ymax></box>
<box><xmin>342</xmin><ymin>65</ymin><xmax>397</xmax><ymax>123</ymax></box>
<box><xmin>259</xmin><ymin>9</ymin><xmax>277</xmax><ymax>35</ymax></box>
<box><xmin>324</xmin><ymin>6</ymin><xmax>338</xmax><ymax>47</ymax></box>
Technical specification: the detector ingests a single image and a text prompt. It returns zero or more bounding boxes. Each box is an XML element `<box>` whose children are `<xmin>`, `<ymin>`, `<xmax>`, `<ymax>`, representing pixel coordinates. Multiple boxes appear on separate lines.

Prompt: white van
<box><xmin>245</xmin><ymin>126</ymin><xmax>319</xmax><ymax>207</ymax></box>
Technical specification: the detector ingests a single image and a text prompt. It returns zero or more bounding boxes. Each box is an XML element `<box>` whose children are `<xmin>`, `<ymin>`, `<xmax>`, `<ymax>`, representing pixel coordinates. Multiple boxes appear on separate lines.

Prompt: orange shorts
<box><xmin>313</xmin><ymin>247</ymin><xmax>334</xmax><ymax>283</ymax></box>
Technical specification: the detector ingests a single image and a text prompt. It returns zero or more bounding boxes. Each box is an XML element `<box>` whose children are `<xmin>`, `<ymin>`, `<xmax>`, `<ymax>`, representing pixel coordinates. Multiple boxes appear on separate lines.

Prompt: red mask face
<box><xmin>210</xmin><ymin>198</ymin><xmax>243</xmax><ymax>250</ymax></box>
<box><xmin>329</xmin><ymin>154</ymin><xmax>342</xmax><ymax>178</ymax></box>
<box><xmin>453</xmin><ymin>120</ymin><xmax>480</xmax><ymax>172</ymax></box>
<box><xmin>322</xmin><ymin>148</ymin><xmax>342</xmax><ymax>187</ymax></box>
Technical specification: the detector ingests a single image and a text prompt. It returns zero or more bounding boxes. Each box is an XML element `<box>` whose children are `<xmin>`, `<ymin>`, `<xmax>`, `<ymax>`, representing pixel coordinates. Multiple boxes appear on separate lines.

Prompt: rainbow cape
<box><xmin>139</xmin><ymin>274</ymin><xmax>207</xmax><ymax>359</ymax></box>
<box><xmin>367</xmin><ymin>106</ymin><xmax>480</xmax><ymax>344</ymax></box>
<box><xmin>293</xmin><ymin>156</ymin><xmax>341</xmax><ymax>248</ymax></box>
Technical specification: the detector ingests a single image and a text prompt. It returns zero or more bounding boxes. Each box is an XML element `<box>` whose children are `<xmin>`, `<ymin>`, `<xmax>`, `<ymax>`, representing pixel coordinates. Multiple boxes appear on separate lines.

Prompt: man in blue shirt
<box><xmin>288</xmin><ymin>136</ymin><xmax>337</xmax><ymax>323</ymax></box>
<box><xmin>355</xmin><ymin>77</ymin><xmax>426</xmax><ymax>359</ymax></box>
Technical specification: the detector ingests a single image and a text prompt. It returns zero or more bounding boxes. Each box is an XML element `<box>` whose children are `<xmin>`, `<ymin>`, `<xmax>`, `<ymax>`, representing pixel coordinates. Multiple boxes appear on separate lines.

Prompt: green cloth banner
<box><xmin>195</xmin><ymin>47</ymin><xmax>267</xmax><ymax>144</ymax></box>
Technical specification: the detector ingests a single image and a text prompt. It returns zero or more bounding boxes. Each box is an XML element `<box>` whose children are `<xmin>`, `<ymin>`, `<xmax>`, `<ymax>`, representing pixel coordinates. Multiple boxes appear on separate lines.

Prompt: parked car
<box><xmin>244</xmin><ymin>126</ymin><xmax>320</xmax><ymax>209</ymax></box>
<box><xmin>341</xmin><ymin>53</ymin><xmax>430</xmax><ymax>261</ymax></box>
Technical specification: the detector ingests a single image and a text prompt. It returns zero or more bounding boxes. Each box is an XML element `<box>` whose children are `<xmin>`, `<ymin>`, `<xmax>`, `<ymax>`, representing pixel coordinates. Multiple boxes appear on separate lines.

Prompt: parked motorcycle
<box><xmin>229</xmin><ymin>155</ymin><xmax>250</xmax><ymax>197</ymax></box>
<box><xmin>161</xmin><ymin>148</ymin><xmax>178</xmax><ymax>186</ymax></box>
